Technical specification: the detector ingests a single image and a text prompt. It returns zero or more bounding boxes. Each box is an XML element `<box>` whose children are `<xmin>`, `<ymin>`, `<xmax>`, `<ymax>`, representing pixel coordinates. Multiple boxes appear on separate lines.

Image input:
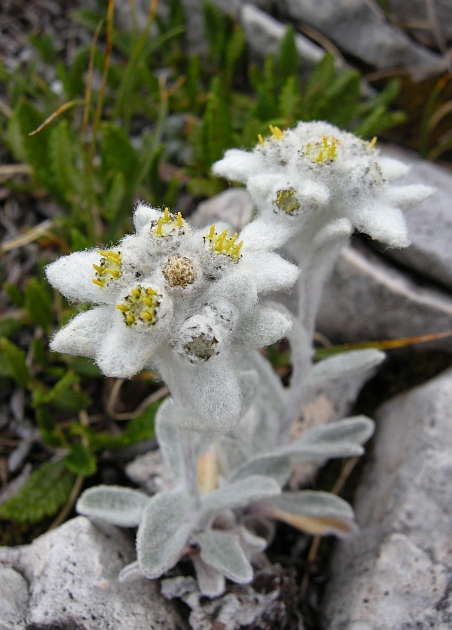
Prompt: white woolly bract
<box><xmin>212</xmin><ymin>120</ymin><xmax>435</xmax><ymax>249</ymax></box>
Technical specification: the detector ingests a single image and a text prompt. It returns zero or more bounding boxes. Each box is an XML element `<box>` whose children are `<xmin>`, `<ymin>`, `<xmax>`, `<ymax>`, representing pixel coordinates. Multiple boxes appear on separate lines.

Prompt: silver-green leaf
<box><xmin>311</xmin><ymin>349</ymin><xmax>385</xmax><ymax>381</ymax></box>
<box><xmin>197</xmin><ymin>530</ymin><xmax>253</xmax><ymax>583</ymax></box>
<box><xmin>76</xmin><ymin>485</ymin><xmax>150</xmax><ymax>527</ymax></box>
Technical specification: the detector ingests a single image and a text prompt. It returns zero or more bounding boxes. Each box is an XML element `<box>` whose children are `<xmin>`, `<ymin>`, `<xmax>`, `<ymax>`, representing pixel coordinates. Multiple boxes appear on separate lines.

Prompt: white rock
<box><xmin>0</xmin><ymin>566</ymin><xmax>28</xmax><ymax>630</ymax></box>
<box><xmin>240</xmin><ymin>4</ymin><xmax>325</xmax><ymax>75</ymax></box>
<box><xmin>323</xmin><ymin>367</ymin><xmax>452</xmax><ymax>629</ymax></box>
<box><xmin>283</xmin><ymin>0</ymin><xmax>443</xmax><ymax>75</ymax></box>
<box><xmin>381</xmin><ymin>144</ymin><xmax>452</xmax><ymax>290</ymax></box>
<box><xmin>0</xmin><ymin>517</ymin><xmax>182</xmax><ymax>630</ymax></box>
<box><xmin>318</xmin><ymin>244</ymin><xmax>452</xmax><ymax>351</ymax></box>
<box><xmin>125</xmin><ymin>448</ymin><xmax>175</xmax><ymax>494</ymax></box>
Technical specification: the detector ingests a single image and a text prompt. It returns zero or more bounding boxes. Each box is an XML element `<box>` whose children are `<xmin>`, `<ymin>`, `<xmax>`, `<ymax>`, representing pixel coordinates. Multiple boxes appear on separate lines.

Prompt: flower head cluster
<box><xmin>46</xmin><ymin>204</ymin><xmax>299</xmax><ymax>430</ymax></box>
<box><xmin>213</xmin><ymin>121</ymin><xmax>434</xmax><ymax>250</ymax></box>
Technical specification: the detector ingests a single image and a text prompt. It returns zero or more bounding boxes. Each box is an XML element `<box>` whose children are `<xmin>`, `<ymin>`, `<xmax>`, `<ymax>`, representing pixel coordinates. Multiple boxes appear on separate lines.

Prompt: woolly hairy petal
<box><xmin>50</xmin><ymin>306</ymin><xmax>109</xmax><ymax>358</ymax></box>
<box><xmin>378</xmin><ymin>156</ymin><xmax>410</xmax><ymax>181</ymax></box>
<box><xmin>132</xmin><ymin>203</ymin><xmax>162</xmax><ymax>233</ymax></box>
<box><xmin>381</xmin><ymin>184</ymin><xmax>436</xmax><ymax>209</ymax></box>
<box><xmin>245</xmin><ymin>251</ymin><xmax>299</xmax><ymax>294</ymax></box>
<box><xmin>76</xmin><ymin>485</ymin><xmax>150</xmax><ymax>527</ymax></box>
<box><xmin>311</xmin><ymin>349</ymin><xmax>385</xmax><ymax>381</ymax></box>
<box><xmin>137</xmin><ymin>487</ymin><xmax>192</xmax><ymax>579</ymax></box>
<box><xmin>246</xmin><ymin>173</ymin><xmax>291</xmax><ymax>210</ymax></box>
<box><xmin>160</xmin><ymin>353</ymin><xmax>242</xmax><ymax>431</ymax></box>
<box><xmin>212</xmin><ymin>148</ymin><xmax>265</xmax><ymax>183</ymax></box>
<box><xmin>95</xmin><ymin>313</ymin><xmax>161</xmax><ymax>378</ymax></box>
<box><xmin>192</xmin><ymin>554</ymin><xmax>226</xmax><ymax>597</ymax></box>
<box><xmin>200</xmin><ymin>475</ymin><xmax>280</xmax><ymax>515</ymax></box>
<box><xmin>347</xmin><ymin>201</ymin><xmax>410</xmax><ymax>248</ymax></box>
<box><xmin>155</xmin><ymin>398</ymin><xmax>184</xmax><ymax>481</ymax></box>
<box><xmin>196</xmin><ymin>530</ymin><xmax>253</xmax><ymax>583</ymax></box>
<box><xmin>46</xmin><ymin>250</ymin><xmax>113</xmax><ymax>304</ymax></box>
<box><xmin>209</xmin><ymin>270</ymin><xmax>258</xmax><ymax>312</ymax></box>
<box><xmin>231</xmin><ymin>306</ymin><xmax>292</xmax><ymax>351</ymax></box>
<box><xmin>312</xmin><ymin>218</ymin><xmax>353</xmax><ymax>250</ymax></box>
<box><xmin>240</xmin><ymin>218</ymin><xmax>294</xmax><ymax>251</ymax></box>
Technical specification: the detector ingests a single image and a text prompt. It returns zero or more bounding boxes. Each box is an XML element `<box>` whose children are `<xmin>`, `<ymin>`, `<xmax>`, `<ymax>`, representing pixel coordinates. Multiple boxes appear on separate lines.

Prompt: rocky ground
<box><xmin>1</xmin><ymin>1</ymin><xmax>452</xmax><ymax>629</ymax></box>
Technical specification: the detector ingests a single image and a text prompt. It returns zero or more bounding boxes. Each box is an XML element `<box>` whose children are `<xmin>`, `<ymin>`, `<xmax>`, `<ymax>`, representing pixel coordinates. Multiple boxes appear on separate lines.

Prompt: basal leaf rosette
<box><xmin>213</xmin><ymin>121</ymin><xmax>435</xmax><ymax>250</ymax></box>
<box><xmin>46</xmin><ymin>204</ymin><xmax>298</xmax><ymax>430</ymax></box>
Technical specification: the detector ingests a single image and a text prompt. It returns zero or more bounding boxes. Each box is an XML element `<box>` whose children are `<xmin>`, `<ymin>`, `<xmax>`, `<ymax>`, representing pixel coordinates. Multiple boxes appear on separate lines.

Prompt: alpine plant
<box><xmin>46</xmin><ymin>121</ymin><xmax>434</xmax><ymax>597</ymax></box>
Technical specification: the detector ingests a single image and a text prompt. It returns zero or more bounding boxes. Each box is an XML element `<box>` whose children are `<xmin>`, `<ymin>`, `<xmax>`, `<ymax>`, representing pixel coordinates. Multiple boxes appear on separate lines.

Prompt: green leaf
<box><xmin>278</xmin><ymin>76</ymin><xmax>302</xmax><ymax>120</ymax></box>
<box><xmin>0</xmin><ymin>460</ymin><xmax>75</xmax><ymax>522</ymax></box>
<box><xmin>0</xmin><ymin>318</ymin><xmax>21</xmax><ymax>338</ymax></box>
<box><xmin>69</xmin><ymin>228</ymin><xmax>92</xmax><ymax>252</ymax></box>
<box><xmin>123</xmin><ymin>400</ymin><xmax>160</xmax><ymax>443</ymax></box>
<box><xmin>28</xmin><ymin>32</ymin><xmax>58</xmax><ymax>64</ymax></box>
<box><xmin>36</xmin><ymin>406</ymin><xmax>56</xmax><ymax>432</ymax></box>
<box><xmin>24</xmin><ymin>277</ymin><xmax>53</xmax><ymax>329</ymax></box>
<box><xmin>48</xmin><ymin>119</ymin><xmax>84</xmax><ymax>210</ymax></box>
<box><xmin>278</xmin><ymin>25</ymin><xmax>298</xmax><ymax>87</ymax></box>
<box><xmin>199</xmin><ymin>76</ymin><xmax>233</xmax><ymax>167</ymax></box>
<box><xmin>3</xmin><ymin>283</ymin><xmax>24</xmax><ymax>308</ymax></box>
<box><xmin>70</xmin><ymin>357</ymin><xmax>102</xmax><ymax>378</ymax></box>
<box><xmin>64</xmin><ymin>443</ymin><xmax>97</xmax><ymax>477</ymax></box>
<box><xmin>0</xmin><ymin>337</ymin><xmax>30</xmax><ymax>387</ymax></box>
<box><xmin>224</xmin><ymin>25</ymin><xmax>246</xmax><ymax>87</ymax></box>
<box><xmin>32</xmin><ymin>371</ymin><xmax>89</xmax><ymax>412</ymax></box>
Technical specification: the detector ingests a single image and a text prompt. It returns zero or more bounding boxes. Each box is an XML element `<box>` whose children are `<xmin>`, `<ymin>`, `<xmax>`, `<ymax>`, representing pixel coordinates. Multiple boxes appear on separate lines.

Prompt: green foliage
<box><xmin>0</xmin><ymin>338</ymin><xmax>30</xmax><ymax>386</ymax></box>
<box><xmin>24</xmin><ymin>277</ymin><xmax>54</xmax><ymax>330</ymax></box>
<box><xmin>0</xmin><ymin>460</ymin><xmax>75</xmax><ymax>523</ymax></box>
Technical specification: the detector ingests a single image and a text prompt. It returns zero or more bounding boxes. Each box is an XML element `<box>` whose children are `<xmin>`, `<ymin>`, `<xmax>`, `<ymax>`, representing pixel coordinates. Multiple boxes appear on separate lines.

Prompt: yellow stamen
<box><xmin>216</xmin><ymin>229</ymin><xmax>228</xmax><ymax>251</ymax></box>
<box><xmin>131</xmin><ymin>288</ymin><xmax>141</xmax><ymax>298</ymax></box>
<box><xmin>143</xmin><ymin>297</ymin><xmax>154</xmax><ymax>306</ymax></box>
<box><xmin>92</xmin><ymin>279</ymin><xmax>105</xmax><ymax>287</ymax></box>
<box><xmin>116</xmin><ymin>304</ymin><xmax>128</xmax><ymax>312</ymax></box>
<box><xmin>323</xmin><ymin>136</ymin><xmax>328</xmax><ymax>149</ymax></box>
<box><xmin>269</xmin><ymin>125</ymin><xmax>284</xmax><ymax>140</ymax></box>
<box><xmin>142</xmin><ymin>311</ymin><xmax>153</xmax><ymax>321</ymax></box>
<box><xmin>317</xmin><ymin>150</ymin><xmax>324</xmax><ymax>162</ymax></box>
<box><xmin>126</xmin><ymin>315</ymin><xmax>135</xmax><ymax>324</ymax></box>
<box><xmin>370</xmin><ymin>136</ymin><xmax>377</xmax><ymax>149</ymax></box>
<box><xmin>105</xmin><ymin>268</ymin><xmax>120</xmax><ymax>278</ymax></box>
<box><xmin>107</xmin><ymin>249</ymin><xmax>120</xmax><ymax>259</ymax></box>
<box><xmin>258</xmin><ymin>134</ymin><xmax>264</xmax><ymax>145</ymax></box>
<box><xmin>225</xmin><ymin>233</ymin><xmax>237</xmax><ymax>250</ymax></box>
<box><xmin>92</xmin><ymin>264</ymin><xmax>103</xmax><ymax>273</ymax></box>
<box><xmin>147</xmin><ymin>287</ymin><xmax>156</xmax><ymax>296</ymax></box>
<box><xmin>330</xmin><ymin>139</ymin><xmax>337</xmax><ymax>158</ymax></box>
<box><xmin>232</xmin><ymin>241</ymin><xmax>243</xmax><ymax>256</ymax></box>
<box><xmin>177</xmin><ymin>212</ymin><xmax>183</xmax><ymax>227</ymax></box>
<box><xmin>97</xmin><ymin>249</ymin><xmax>109</xmax><ymax>257</ymax></box>
<box><xmin>155</xmin><ymin>217</ymin><xmax>163</xmax><ymax>235</ymax></box>
<box><xmin>164</xmin><ymin>207</ymin><xmax>169</xmax><ymax>221</ymax></box>
<box><xmin>208</xmin><ymin>224</ymin><xmax>215</xmax><ymax>239</ymax></box>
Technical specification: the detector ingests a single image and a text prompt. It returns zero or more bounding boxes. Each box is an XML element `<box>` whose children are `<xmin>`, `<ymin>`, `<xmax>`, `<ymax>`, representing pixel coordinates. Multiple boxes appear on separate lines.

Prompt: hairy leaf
<box><xmin>77</xmin><ymin>485</ymin><xmax>150</xmax><ymax>526</ymax></box>
<box><xmin>311</xmin><ymin>349</ymin><xmax>385</xmax><ymax>381</ymax></box>
<box><xmin>201</xmin><ymin>475</ymin><xmax>280</xmax><ymax>515</ymax></box>
<box><xmin>197</xmin><ymin>530</ymin><xmax>253</xmax><ymax>583</ymax></box>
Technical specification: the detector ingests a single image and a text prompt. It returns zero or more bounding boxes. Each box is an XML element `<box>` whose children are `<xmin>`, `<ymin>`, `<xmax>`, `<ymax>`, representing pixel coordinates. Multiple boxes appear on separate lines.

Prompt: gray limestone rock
<box><xmin>0</xmin><ymin>566</ymin><xmax>28</xmax><ymax>630</ymax></box>
<box><xmin>240</xmin><ymin>4</ymin><xmax>324</xmax><ymax>75</ymax></box>
<box><xmin>126</xmin><ymin>448</ymin><xmax>175</xmax><ymax>495</ymax></box>
<box><xmin>387</xmin><ymin>0</ymin><xmax>452</xmax><ymax>44</ymax></box>
<box><xmin>322</xmin><ymin>366</ymin><xmax>452</xmax><ymax>629</ymax></box>
<box><xmin>317</xmin><ymin>244</ymin><xmax>452</xmax><ymax>351</ymax></box>
<box><xmin>283</xmin><ymin>0</ymin><xmax>443</xmax><ymax>75</ymax></box>
<box><xmin>190</xmin><ymin>188</ymin><xmax>254</xmax><ymax>230</ymax></box>
<box><xmin>0</xmin><ymin>516</ymin><xmax>184</xmax><ymax>630</ymax></box>
<box><xmin>381</xmin><ymin>145</ymin><xmax>452</xmax><ymax>291</ymax></box>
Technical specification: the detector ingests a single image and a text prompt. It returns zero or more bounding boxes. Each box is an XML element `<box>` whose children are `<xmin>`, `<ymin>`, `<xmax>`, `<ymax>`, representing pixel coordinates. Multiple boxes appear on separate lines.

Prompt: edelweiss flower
<box><xmin>213</xmin><ymin>121</ymin><xmax>434</xmax><ymax>250</ymax></box>
<box><xmin>46</xmin><ymin>204</ymin><xmax>299</xmax><ymax>430</ymax></box>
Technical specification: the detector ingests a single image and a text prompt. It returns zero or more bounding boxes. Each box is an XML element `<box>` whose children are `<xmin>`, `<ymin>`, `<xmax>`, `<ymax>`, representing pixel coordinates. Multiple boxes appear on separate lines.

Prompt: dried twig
<box><xmin>48</xmin><ymin>475</ymin><xmax>84</xmax><ymax>531</ymax></box>
<box><xmin>0</xmin><ymin>219</ymin><xmax>53</xmax><ymax>253</ymax></box>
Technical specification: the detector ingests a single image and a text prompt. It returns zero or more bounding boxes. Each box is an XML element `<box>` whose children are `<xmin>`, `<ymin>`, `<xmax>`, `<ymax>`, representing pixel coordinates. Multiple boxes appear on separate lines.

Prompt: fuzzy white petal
<box><xmin>212</xmin><ymin>149</ymin><xmax>265</xmax><ymax>183</ymax></box>
<box><xmin>50</xmin><ymin>306</ymin><xmax>110</xmax><ymax>358</ymax></box>
<box><xmin>46</xmin><ymin>250</ymin><xmax>114</xmax><ymax>304</ymax></box>
<box><xmin>95</xmin><ymin>314</ymin><xmax>160</xmax><ymax>378</ymax></box>
<box><xmin>347</xmin><ymin>202</ymin><xmax>410</xmax><ymax>248</ymax></box>
<box><xmin>381</xmin><ymin>184</ymin><xmax>436</xmax><ymax>209</ymax></box>
<box><xmin>133</xmin><ymin>203</ymin><xmax>165</xmax><ymax>233</ymax></box>
<box><xmin>240</xmin><ymin>218</ymin><xmax>294</xmax><ymax>251</ymax></box>
<box><xmin>231</xmin><ymin>307</ymin><xmax>292</xmax><ymax>350</ymax></box>
<box><xmin>378</xmin><ymin>157</ymin><xmax>410</xmax><ymax>181</ymax></box>
<box><xmin>244</xmin><ymin>251</ymin><xmax>299</xmax><ymax>294</ymax></box>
